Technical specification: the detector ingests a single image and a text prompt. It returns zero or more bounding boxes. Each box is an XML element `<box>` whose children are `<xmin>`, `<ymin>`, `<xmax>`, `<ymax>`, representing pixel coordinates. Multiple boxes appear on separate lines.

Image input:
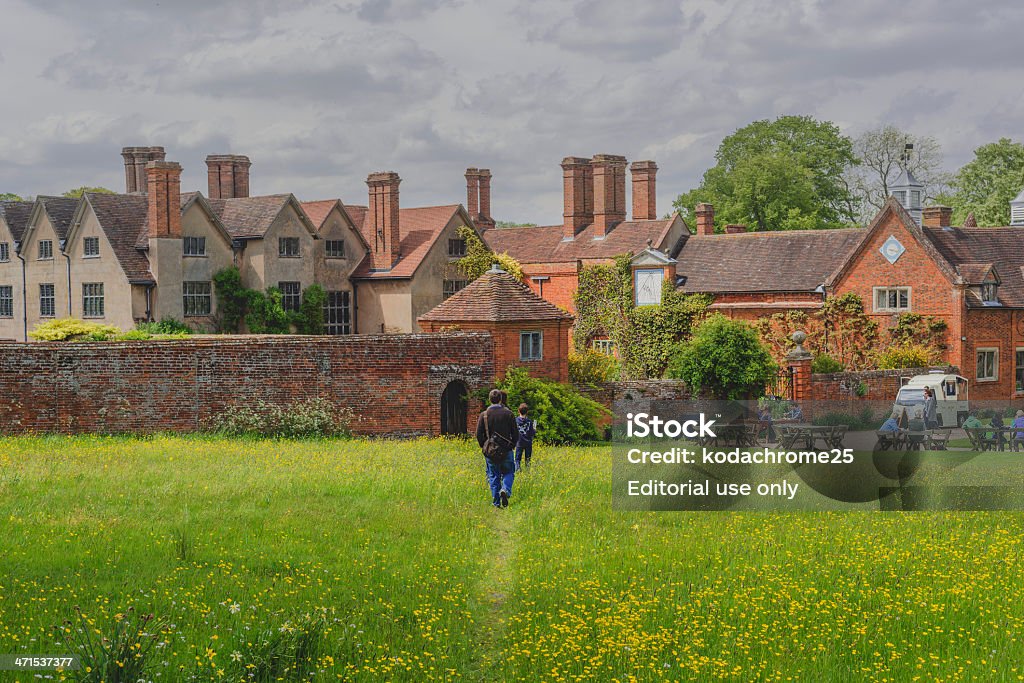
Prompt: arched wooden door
<box><xmin>441</xmin><ymin>380</ymin><xmax>469</xmax><ymax>436</ymax></box>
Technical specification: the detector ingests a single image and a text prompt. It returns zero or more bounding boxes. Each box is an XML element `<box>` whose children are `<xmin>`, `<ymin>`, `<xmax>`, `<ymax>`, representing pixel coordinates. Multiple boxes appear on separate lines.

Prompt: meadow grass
<box><xmin>1</xmin><ymin>434</ymin><xmax>1023</xmax><ymax>681</ymax></box>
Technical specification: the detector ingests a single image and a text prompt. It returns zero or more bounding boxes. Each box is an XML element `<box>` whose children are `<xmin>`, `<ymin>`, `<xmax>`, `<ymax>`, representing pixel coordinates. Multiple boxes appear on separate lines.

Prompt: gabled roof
<box><xmin>207</xmin><ymin>194</ymin><xmax>318</xmax><ymax>240</ymax></box>
<box><xmin>37</xmin><ymin>196</ymin><xmax>79</xmax><ymax>239</ymax></box>
<box><xmin>419</xmin><ymin>268</ymin><xmax>573</xmax><ymax>323</ymax></box>
<box><xmin>675</xmin><ymin>228</ymin><xmax>866</xmax><ymax>294</ymax></box>
<box><xmin>482</xmin><ymin>217</ymin><xmax>682</xmax><ymax>264</ymax></box>
<box><xmin>925</xmin><ymin>226</ymin><xmax>1024</xmax><ymax>307</ymax></box>
<box><xmin>82</xmin><ymin>192</ymin><xmax>154</xmax><ymax>284</ymax></box>
<box><xmin>349</xmin><ymin>204</ymin><xmax>465</xmax><ymax>279</ymax></box>
<box><xmin>963</xmin><ymin>212</ymin><xmax>978</xmax><ymax>227</ymax></box>
<box><xmin>956</xmin><ymin>263</ymin><xmax>998</xmax><ymax>285</ymax></box>
<box><xmin>0</xmin><ymin>200</ymin><xmax>33</xmax><ymax>242</ymax></box>
<box><xmin>299</xmin><ymin>199</ymin><xmax>370</xmax><ymax>250</ymax></box>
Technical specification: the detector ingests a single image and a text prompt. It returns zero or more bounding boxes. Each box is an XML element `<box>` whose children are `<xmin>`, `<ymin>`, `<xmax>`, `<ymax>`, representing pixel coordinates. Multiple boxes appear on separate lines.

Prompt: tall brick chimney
<box><xmin>477</xmin><ymin>168</ymin><xmax>494</xmax><ymax>228</ymax></box>
<box><xmin>121</xmin><ymin>146</ymin><xmax>166</xmax><ymax>194</ymax></box>
<box><xmin>630</xmin><ymin>160</ymin><xmax>658</xmax><ymax>221</ymax></box>
<box><xmin>206</xmin><ymin>154</ymin><xmax>251</xmax><ymax>199</ymax></box>
<box><xmin>592</xmin><ymin>154</ymin><xmax>627</xmax><ymax>236</ymax></box>
<box><xmin>465</xmin><ymin>168</ymin><xmax>480</xmax><ymax>218</ymax></box>
<box><xmin>922</xmin><ymin>205</ymin><xmax>953</xmax><ymax>228</ymax></box>
<box><xmin>367</xmin><ymin>171</ymin><xmax>401</xmax><ymax>271</ymax></box>
<box><xmin>561</xmin><ymin>156</ymin><xmax>592</xmax><ymax>239</ymax></box>
<box><xmin>695</xmin><ymin>202</ymin><xmax>715</xmax><ymax>236</ymax></box>
<box><xmin>146</xmin><ymin>161</ymin><xmax>182</xmax><ymax>239</ymax></box>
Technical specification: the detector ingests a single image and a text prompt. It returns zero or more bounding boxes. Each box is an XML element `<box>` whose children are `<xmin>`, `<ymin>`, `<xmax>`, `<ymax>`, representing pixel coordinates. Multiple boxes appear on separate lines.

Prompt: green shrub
<box><xmin>136</xmin><ymin>318</ymin><xmax>193</xmax><ymax>335</ymax></box>
<box><xmin>29</xmin><ymin>318</ymin><xmax>120</xmax><ymax>341</ymax></box>
<box><xmin>875</xmin><ymin>344</ymin><xmax>935</xmax><ymax>369</ymax></box>
<box><xmin>667</xmin><ymin>315</ymin><xmax>777</xmax><ymax>399</ymax></box>
<box><xmin>246</xmin><ymin>288</ymin><xmax>291</xmax><ymax>334</ymax></box>
<box><xmin>294</xmin><ymin>283</ymin><xmax>327</xmax><ymax>335</ymax></box>
<box><xmin>492</xmin><ymin>367</ymin><xmax>608</xmax><ymax>445</ymax></box>
<box><xmin>209</xmin><ymin>398</ymin><xmax>353</xmax><ymax>438</ymax></box>
<box><xmin>811</xmin><ymin>354</ymin><xmax>844</xmax><ymax>374</ymax></box>
<box><xmin>213</xmin><ymin>266</ymin><xmax>249</xmax><ymax>333</ymax></box>
<box><xmin>812</xmin><ymin>406</ymin><xmax>878</xmax><ymax>431</ymax></box>
<box><xmin>568</xmin><ymin>348</ymin><xmax>621</xmax><ymax>385</ymax></box>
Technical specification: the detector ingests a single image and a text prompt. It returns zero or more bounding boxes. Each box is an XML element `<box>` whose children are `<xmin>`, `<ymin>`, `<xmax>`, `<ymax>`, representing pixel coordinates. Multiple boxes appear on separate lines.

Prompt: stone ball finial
<box><xmin>792</xmin><ymin>330</ymin><xmax>806</xmax><ymax>345</ymax></box>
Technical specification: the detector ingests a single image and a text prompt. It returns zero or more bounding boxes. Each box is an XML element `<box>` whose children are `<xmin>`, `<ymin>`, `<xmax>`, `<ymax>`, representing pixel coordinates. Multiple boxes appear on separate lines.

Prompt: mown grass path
<box><xmin>2</xmin><ymin>435</ymin><xmax>1024</xmax><ymax>682</ymax></box>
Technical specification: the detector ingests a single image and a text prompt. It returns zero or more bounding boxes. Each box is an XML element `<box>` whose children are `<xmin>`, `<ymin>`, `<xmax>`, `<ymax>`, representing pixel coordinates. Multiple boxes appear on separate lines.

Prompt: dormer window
<box><xmin>981</xmin><ymin>282</ymin><xmax>998</xmax><ymax>303</ymax></box>
<box><xmin>83</xmin><ymin>236</ymin><xmax>100</xmax><ymax>257</ymax></box>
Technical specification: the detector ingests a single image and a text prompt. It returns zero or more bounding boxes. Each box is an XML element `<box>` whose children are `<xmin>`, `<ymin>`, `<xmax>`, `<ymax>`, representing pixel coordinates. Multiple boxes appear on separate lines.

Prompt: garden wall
<box><xmin>576</xmin><ymin>379</ymin><xmax>691</xmax><ymax>428</ymax></box>
<box><xmin>0</xmin><ymin>333</ymin><xmax>495</xmax><ymax>436</ymax></box>
<box><xmin>808</xmin><ymin>366</ymin><xmax>956</xmax><ymax>419</ymax></box>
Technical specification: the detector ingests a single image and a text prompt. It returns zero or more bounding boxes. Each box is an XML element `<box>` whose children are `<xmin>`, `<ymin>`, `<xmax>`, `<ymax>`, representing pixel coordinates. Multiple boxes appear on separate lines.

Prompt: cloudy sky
<box><xmin>1</xmin><ymin>0</ymin><xmax>1022</xmax><ymax>223</ymax></box>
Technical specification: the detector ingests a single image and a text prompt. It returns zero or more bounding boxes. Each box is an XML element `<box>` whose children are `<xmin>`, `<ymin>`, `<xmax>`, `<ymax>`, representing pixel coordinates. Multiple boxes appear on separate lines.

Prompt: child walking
<box><xmin>515</xmin><ymin>403</ymin><xmax>536</xmax><ymax>470</ymax></box>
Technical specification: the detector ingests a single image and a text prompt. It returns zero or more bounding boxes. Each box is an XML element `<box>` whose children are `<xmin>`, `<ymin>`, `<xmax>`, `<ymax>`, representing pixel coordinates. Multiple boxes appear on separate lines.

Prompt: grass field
<box><xmin>2</xmin><ymin>435</ymin><xmax>1024</xmax><ymax>682</ymax></box>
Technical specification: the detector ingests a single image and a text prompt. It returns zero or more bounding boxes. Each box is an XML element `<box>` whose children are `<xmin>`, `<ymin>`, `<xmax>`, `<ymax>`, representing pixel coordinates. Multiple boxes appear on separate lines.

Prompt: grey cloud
<box><xmin>354</xmin><ymin>0</ymin><xmax>461</xmax><ymax>23</ymax></box>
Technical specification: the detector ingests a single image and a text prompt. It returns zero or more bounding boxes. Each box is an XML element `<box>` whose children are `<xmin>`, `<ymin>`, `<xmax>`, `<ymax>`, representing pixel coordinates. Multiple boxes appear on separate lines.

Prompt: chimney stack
<box><xmin>146</xmin><ymin>161</ymin><xmax>182</xmax><ymax>239</ymax></box>
<box><xmin>695</xmin><ymin>203</ymin><xmax>715</xmax><ymax>236</ymax></box>
<box><xmin>206</xmin><ymin>154</ymin><xmax>252</xmax><ymax>199</ymax></box>
<box><xmin>121</xmin><ymin>146</ymin><xmax>166</xmax><ymax>194</ymax></box>
<box><xmin>367</xmin><ymin>171</ymin><xmax>401</xmax><ymax>271</ymax></box>
<box><xmin>477</xmin><ymin>168</ymin><xmax>493</xmax><ymax>228</ymax></box>
<box><xmin>922</xmin><ymin>206</ymin><xmax>953</xmax><ymax>228</ymax></box>
<box><xmin>630</xmin><ymin>160</ymin><xmax>658</xmax><ymax>220</ymax></box>
<box><xmin>561</xmin><ymin>156</ymin><xmax>593</xmax><ymax>239</ymax></box>
<box><xmin>464</xmin><ymin>167</ymin><xmax>494</xmax><ymax>229</ymax></box>
<box><xmin>465</xmin><ymin>168</ymin><xmax>480</xmax><ymax>219</ymax></box>
<box><xmin>592</xmin><ymin>154</ymin><xmax>627</xmax><ymax>236</ymax></box>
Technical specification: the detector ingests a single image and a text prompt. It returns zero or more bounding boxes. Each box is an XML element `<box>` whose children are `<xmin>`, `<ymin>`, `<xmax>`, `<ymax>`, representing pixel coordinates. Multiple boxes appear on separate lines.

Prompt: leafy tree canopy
<box><xmin>0</xmin><ymin>192</ymin><xmax>23</xmax><ymax>201</ymax></box>
<box><xmin>936</xmin><ymin>138</ymin><xmax>1024</xmax><ymax>226</ymax></box>
<box><xmin>667</xmin><ymin>314</ymin><xmax>777</xmax><ymax>400</ymax></box>
<box><xmin>455</xmin><ymin>225</ymin><xmax>523</xmax><ymax>280</ymax></box>
<box><xmin>62</xmin><ymin>186</ymin><xmax>115</xmax><ymax>198</ymax></box>
<box><xmin>673</xmin><ymin>115</ymin><xmax>858</xmax><ymax>231</ymax></box>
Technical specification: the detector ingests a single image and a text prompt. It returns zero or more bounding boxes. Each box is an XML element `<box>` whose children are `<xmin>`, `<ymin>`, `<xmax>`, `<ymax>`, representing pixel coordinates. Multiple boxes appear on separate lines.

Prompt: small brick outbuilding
<box><xmin>419</xmin><ymin>265</ymin><xmax>574</xmax><ymax>383</ymax></box>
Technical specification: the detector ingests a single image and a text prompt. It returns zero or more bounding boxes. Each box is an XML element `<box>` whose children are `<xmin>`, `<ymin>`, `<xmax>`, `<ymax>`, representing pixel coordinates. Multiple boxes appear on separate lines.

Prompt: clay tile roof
<box><xmin>925</xmin><ymin>226</ymin><xmax>1024</xmax><ymax>307</ymax></box>
<box><xmin>482</xmin><ymin>218</ymin><xmax>678</xmax><ymax>264</ymax></box>
<box><xmin>299</xmin><ymin>200</ymin><xmax>337</xmax><ymax>230</ymax></box>
<box><xmin>0</xmin><ymin>200</ymin><xmax>34</xmax><ymax>241</ymax></box>
<box><xmin>207</xmin><ymin>194</ymin><xmax>291</xmax><ymax>239</ymax></box>
<box><xmin>419</xmin><ymin>268</ymin><xmax>574</xmax><ymax>323</ymax></box>
<box><xmin>963</xmin><ymin>212</ymin><xmax>978</xmax><ymax>227</ymax></box>
<box><xmin>86</xmin><ymin>193</ymin><xmax>154</xmax><ymax>283</ymax></box>
<box><xmin>349</xmin><ymin>204</ymin><xmax>461</xmax><ymax>279</ymax></box>
<box><xmin>956</xmin><ymin>262</ymin><xmax>996</xmax><ymax>284</ymax></box>
<box><xmin>37</xmin><ymin>196</ymin><xmax>79</xmax><ymax>239</ymax></box>
<box><xmin>676</xmin><ymin>228</ymin><xmax>867</xmax><ymax>293</ymax></box>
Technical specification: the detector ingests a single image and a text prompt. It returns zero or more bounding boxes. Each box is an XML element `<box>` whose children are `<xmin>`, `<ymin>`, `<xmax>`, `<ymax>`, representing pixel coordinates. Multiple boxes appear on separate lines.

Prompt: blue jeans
<box><xmin>515</xmin><ymin>444</ymin><xmax>532</xmax><ymax>470</ymax></box>
<box><xmin>485</xmin><ymin>452</ymin><xmax>515</xmax><ymax>506</ymax></box>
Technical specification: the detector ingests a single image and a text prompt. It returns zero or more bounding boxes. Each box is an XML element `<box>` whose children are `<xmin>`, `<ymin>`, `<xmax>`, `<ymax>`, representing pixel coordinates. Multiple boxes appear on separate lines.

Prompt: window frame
<box><xmin>81</xmin><ymin>282</ymin><xmax>105</xmax><ymax>318</ymax></box>
<box><xmin>448</xmin><ymin>237</ymin><xmax>467</xmax><ymax>258</ymax></box>
<box><xmin>39</xmin><ymin>239</ymin><xmax>53</xmax><ymax>260</ymax></box>
<box><xmin>1016</xmin><ymin>348</ymin><xmax>1024</xmax><ymax>394</ymax></box>
<box><xmin>442</xmin><ymin>279</ymin><xmax>467</xmax><ymax>300</ymax></box>
<box><xmin>872</xmin><ymin>286</ymin><xmax>911</xmax><ymax>313</ymax></box>
<box><xmin>183</xmin><ymin>236</ymin><xmax>207</xmax><ymax>257</ymax></box>
<box><xmin>39</xmin><ymin>283</ymin><xmax>55</xmax><ymax>318</ymax></box>
<box><xmin>520</xmin><ymin>330</ymin><xmax>543</xmax><ymax>361</ymax></box>
<box><xmin>323</xmin><ymin>290</ymin><xmax>351</xmax><ymax>335</ymax></box>
<box><xmin>182</xmin><ymin>281</ymin><xmax>213</xmax><ymax>317</ymax></box>
<box><xmin>279</xmin><ymin>281</ymin><xmax>301</xmax><ymax>312</ymax></box>
<box><xmin>592</xmin><ymin>339</ymin><xmax>616</xmax><ymax>356</ymax></box>
<box><xmin>0</xmin><ymin>242</ymin><xmax>9</xmax><ymax>262</ymax></box>
<box><xmin>325</xmin><ymin>240</ymin><xmax>346</xmax><ymax>259</ymax></box>
<box><xmin>981</xmin><ymin>282</ymin><xmax>998</xmax><ymax>303</ymax></box>
<box><xmin>0</xmin><ymin>285</ymin><xmax>12</xmax><ymax>318</ymax></box>
<box><xmin>83</xmin><ymin>236</ymin><xmax>100</xmax><ymax>258</ymax></box>
<box><xmin>278</xmin><ymin>237</ymin><xmax>301</xmax><ymax>258</ymax></box>
<box><xmin>976</xmin><ymin>347</ymin><xmax>999</xmax><ymax>383</ymax></box>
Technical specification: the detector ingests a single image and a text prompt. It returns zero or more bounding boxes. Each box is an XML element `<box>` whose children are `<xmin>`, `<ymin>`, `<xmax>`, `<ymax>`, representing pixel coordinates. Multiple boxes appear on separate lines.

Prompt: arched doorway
<box><xmin>441</xmin><ymin>380</ymin><xmax>469</xmax><ymax>436</ymax></box>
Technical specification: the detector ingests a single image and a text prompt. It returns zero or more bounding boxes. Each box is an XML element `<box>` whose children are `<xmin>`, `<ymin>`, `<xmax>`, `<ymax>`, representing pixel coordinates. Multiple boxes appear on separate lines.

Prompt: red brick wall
<box><xmin>962</xmin><ymin>308</ymin><xmax>1024</xmax><ymax>401</ymax></box>
<box><xmin>709</xmin><ymin>292</ymin><xmax>823</xmax><ymax>320</ymax></box>
<box><xmin>421</xmin><ymin>320</ymin><xmax>570</xmax><ymax>383</ymax></box>
<box><xmin>521</xmin><ymin>262</ymin><xmax>579</xmax><ymax>312</ymax></box>
<box><xmin>0</xmin><ymin>334</ymin><xmax>494</xmax><ymax>436</ymax></box>
<box><xmin>831</xmin><ymin>212</ymin><xmax>962</xmax><ymax>365</ymax></box>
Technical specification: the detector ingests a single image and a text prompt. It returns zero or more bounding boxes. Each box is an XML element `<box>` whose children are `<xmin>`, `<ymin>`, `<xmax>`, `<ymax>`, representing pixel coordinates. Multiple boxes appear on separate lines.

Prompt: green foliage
<box><xmin>494</xmin><ymin>220</ymin><xmax>537</xmax><ymax>228</ymax></box>
<box><xmin>0</xmin><ymin>192</ymin><xmax>23</xmax><ymax>201</ymax></box>
<box><xmin>667</xmin><ymin>315</ymin><xmax>777</xmax><ymax>399</ymax></box>
<box><xmin>890</xmin><ymin>313</ymin><xmax>947</xmax><ymax>350</ymax></box>
<box><xmin>136</xmin><ymin>318</ymin><xmax>194</xmax><ymax>335</ymax></box>
<box><xmin>294</xmin><ymin>283</ymin><xmax>326</xmax><ymax>335</ymax></box>
<box><xmin>209</xmin><ymin>398</ymin><xmax>354</xmax><ymax>438</ymax></box>
<box><xmin>221</xmin><ymin>612</ymin><xmax>327</xmax><ymax>682</ymax></box>
<box><xmin>573</xmin><ymin>255</ymin><xmax>710</xmax><ymax>379</ymax></box>
<box><xmin>455</xmin><ymin>226</ymin><xmax>523</xmax><ymax>281</ymax></box>
<box><xmin>811</xmin><ymin>354</ymin><xmax>844</xmax><ymax>374</ymax></box>
<box><xmin>937</xmin><ymin>138</ymin><xmax>1024</xmax><ymax>226</ymax></box>
<box><xmin>673</xmin><ymin>115</ymin><xmax>858</xmax><ymax>231</ymax></box>
<box><xmin>29</xmin><ymin>318</ymin><xmax>121</xmax><ymax>341</ymax></box>
<box><xmin>875</xmin><ymin>344</ymin><xmax>937</xmax><ymax>370</ymax></box>
<box><xmin>568</xmin><ymin>348</ymin><xmax>621</xmax><ymax>385</ymax></box>
<box><xmin>246</xmin><ymin>288</ymin><xmax>291</xmax><ymax>334</ymax></box>
<box><xmin>818</xmin><ymin>292</ymin><xmax>879</xmax><ymax>370</ymax></box>
<box><xmin>213</xmin><ymin>266</ymin><xmax>249</xmax><ymax>333</ymax></box>
<box><xmin>493</xmin><ymin>367</ymin><xmax>608</xmax><ymax>445</ymax></box>
<box><xmin>57</xmin><ymin>606</ymin><xmax>165</xmax><ymax>683</ymax></box>
<box><xmin>62</xmin><ymin>186</ymin><xmax>115</xmax><ymax>198</ymax></box>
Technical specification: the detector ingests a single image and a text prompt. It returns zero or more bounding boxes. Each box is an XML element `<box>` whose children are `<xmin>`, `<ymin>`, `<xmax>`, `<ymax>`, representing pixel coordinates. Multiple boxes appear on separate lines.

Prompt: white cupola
<box><xmin>1011</xmin><ymin>187</ymin><xmax>1024</xmax><ymax>226</ymax></box>
<box><xmin>891</xmin><ymin>167</ymin><xmax>924</xmax><ymax>225</ymax></box>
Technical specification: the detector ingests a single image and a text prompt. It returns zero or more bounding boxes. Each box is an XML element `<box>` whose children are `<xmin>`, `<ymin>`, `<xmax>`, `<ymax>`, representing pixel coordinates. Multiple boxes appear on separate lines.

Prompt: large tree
<box><xmin>936</xmin><ymin>138</ymin><xmax>1024</xmax><ymax>227</ymax></box>
<box><xmin>847</xmin><ymin>125</ymin><xmax>951</xmax><ymax>221</ymax></box>
<box><xmin>0</xmin><ymin>193</ymin><xmax>22</xmax><ymax>201</ymax></box>
<box><xmin>673</xmin><ymin>115</ymin><xmax>857</xmax><ymax>231</ymax></box>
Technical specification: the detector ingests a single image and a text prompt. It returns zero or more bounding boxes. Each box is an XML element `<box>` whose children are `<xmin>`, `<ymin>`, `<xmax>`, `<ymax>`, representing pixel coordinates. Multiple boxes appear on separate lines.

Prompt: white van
<box><xmin>895</xmin><ymin>372</ymin><xmax>969</xmax><ymax>426</ymax></box>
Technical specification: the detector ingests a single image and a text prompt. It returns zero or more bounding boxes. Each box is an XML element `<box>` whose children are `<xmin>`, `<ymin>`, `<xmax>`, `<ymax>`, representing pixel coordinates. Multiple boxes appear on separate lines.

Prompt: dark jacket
<box><xmin>476</xmin><ymin>404</ymin><xmax>517</xmax><ymax>453</ymax></box>
<box><xmin>515</xmin><ymin>416</ymin><xmax>536</xmax><ymax>447</ymax></box>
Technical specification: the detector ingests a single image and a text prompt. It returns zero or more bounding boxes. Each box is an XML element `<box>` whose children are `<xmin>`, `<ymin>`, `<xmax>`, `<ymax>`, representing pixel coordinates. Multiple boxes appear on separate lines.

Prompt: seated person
<box><xmin>991</xmin><ymin>413</ymin><xmax>1006</xmax><ymax>448</ymax></box>
<box><xmin>879</xmin><ymin>412</ymin><xmax>901</xmax><ymax>432</ymax></box>
<box><xmin>961</xmin><ymin>414</ymin><xmax>983</xmax><ymax>430</ymax></box>
<box><xmin>1013</xmin><ymin>410</ymin><xmax>1024</xmax><ymax>449</ymax></box>
<box><xmin>785</xmin><ymin>403</ymin><xmax>804</xmax><ymax>421</ymax></box>
<box><xmin>905</xmin><ymin>409</ymin><xmax>926</xmax><ymax>449</ymax></box>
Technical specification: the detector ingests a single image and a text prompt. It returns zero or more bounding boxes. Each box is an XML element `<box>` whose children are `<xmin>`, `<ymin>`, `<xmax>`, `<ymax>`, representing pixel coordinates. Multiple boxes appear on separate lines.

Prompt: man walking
<box><xmin>923</xmin><ymin>387</ymin><xmax>938</xmax><ymax>428</ymax></box>
<box><xmin>515</xmin><ymin>403</ymin><xmax>536</xmax><ymax>470</ymax></box>
<box><xmin>476</xmin><ymin>389</ymin><xmax>517</xmax><ymax>508</ymax></box>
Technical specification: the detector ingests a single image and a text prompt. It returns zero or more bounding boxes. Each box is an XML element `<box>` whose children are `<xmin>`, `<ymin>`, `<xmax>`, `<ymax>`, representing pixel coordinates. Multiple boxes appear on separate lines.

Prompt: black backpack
<box><xmin>482</xmin><ymin>411</ymin><xmax>511</xmax><ymax>462</ymax></box>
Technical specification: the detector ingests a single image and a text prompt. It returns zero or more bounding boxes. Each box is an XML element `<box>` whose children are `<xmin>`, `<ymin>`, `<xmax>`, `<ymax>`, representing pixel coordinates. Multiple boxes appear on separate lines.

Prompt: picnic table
<box><xmin>777</xmin><ymin>424</ymin><xmax>848</xmax><ymax>450</ymax></box>
<box><xmin>876</xmin><ymin>426</ymin><xmax>957</xmax><ymax>451</ymax></box>
<box><xmin>698</xmin><ymin>423</ymin><xmax>760</xmax><ymax>448</ymax></box>
<box><xmin>964</xmin><ymin>426</ymin><xmax>1024</xmax><ymax>451</ymax></box>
